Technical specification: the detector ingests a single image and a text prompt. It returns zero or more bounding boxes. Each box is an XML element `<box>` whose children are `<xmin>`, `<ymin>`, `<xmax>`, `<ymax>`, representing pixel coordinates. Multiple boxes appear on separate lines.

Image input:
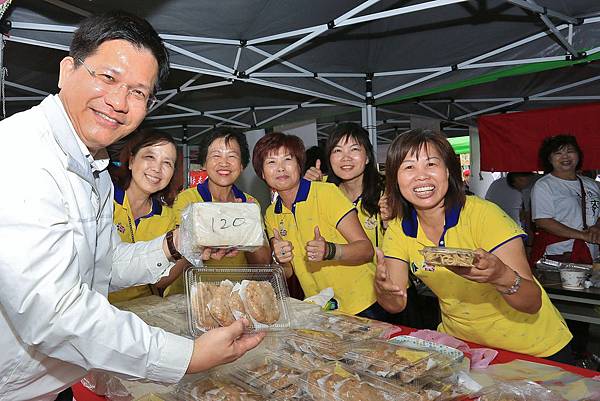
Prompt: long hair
<box><xmin>325</xmin><ymin>123</ymin><xmax>383</xmax><ymax>217</ymax></box>
<box><xmin>385</xmin><ymin>129</ymin><xmax>465</xmax><ymax>220</ymax></box>
<box><xmin>111</xmin><ymin>130</ymin><xmax>181</xmax><ymax>206</ymax></box>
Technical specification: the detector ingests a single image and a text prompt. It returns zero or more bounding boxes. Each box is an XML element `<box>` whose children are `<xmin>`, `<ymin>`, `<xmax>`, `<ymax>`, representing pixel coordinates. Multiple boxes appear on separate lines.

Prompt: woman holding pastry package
<box><xmin>375</xmin><ymin>129</ymin><xmax>573</xmax><ymax>361</ymax></box>
<box><xmin>108</xmin><ymin>130</ymin><xmax>181</xmax><ymax>303</ymax></box>
<box><xmin>162</xmin><ymin>131</ymin><xmax>272</xmax><ymax>295</ymax></box>
<box><xmin>253</xmin><ymin>132</ymin><xmax>376</xmax><ymax>316</ymax></box>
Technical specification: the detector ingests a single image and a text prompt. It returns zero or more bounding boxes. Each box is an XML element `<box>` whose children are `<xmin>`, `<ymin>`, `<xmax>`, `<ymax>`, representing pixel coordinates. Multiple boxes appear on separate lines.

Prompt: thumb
<box><xmin>315</xmin><ymin>159</ymin><xmax>321</xmax><ymax>170</ymax></box>
<box><xmin>314</xmin><ymin>226</ymin><xmax>323</xmax><ymax>240</ymax></box>
<box><xmin>376</xmin><ymin>247</ymin><xmax>386</xmax><ymax>267</ymax></box>
<box><xmin>226</xmin><ymin>319</ymin><xmax>246</xmax><ymax>340</ymax></box>
<box><xmin>273</xmin><ymin>228</ymin><xmax>282</xmax><ymax>240</ymax></box>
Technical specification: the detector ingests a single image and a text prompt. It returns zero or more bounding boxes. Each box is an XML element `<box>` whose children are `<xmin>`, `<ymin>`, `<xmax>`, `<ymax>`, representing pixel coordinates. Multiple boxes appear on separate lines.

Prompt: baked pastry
<box><xmin>191</xmin><ymin>282</ymin><xmax>219</xmax><ymax>330</ymax></box>
<box><xmin>228</xmin><ymin>286</ymin><xmax>249</xmax><ymax>322</ymax></box>
<box><xmin>187</xmin><ymin>202</ymin><xmax>264</xmax><ymax>249</ymax></box>
<box><xmin>208</xmin><ymin>282</ymin><xmax>236</xmax><ymax>326</ymax></box>
<box><xmin>420</xmin><ymin>246</ymin><xmax>475</xmax><ymax>267</ymax></box>
<box><xmin>243</xmin><ymin>280</ymin><xmax>280</xmax><ymax>324</ymax></box>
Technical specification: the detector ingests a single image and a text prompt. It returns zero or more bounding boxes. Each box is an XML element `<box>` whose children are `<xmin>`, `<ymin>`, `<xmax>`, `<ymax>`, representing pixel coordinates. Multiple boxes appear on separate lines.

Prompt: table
<box><xmin>538</xmin><ymin>270</ymin><xmax>600</xmax><ymax>324</ymax></box>
<box><xmin>72</xmin><ymin>326</ymin><xmax>598</xmax><ymax>401</ymax></box>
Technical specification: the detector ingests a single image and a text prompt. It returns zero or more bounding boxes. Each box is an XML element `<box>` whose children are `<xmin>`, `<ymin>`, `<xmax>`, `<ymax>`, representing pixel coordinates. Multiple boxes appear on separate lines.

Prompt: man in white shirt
<box><xmin>485</xmin><ymin>172</ymin><xmax>535</xmax><ymax>226</ymax></box>
<box><xmin>0</xmin><ymin>11</ymin><xmax>262</xmax><ymax>401</ymax></box>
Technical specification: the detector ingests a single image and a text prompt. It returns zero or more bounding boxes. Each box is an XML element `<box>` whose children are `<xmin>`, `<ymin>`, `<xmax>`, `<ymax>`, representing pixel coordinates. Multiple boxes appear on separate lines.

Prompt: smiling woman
<box><xmin>108</xmin><ymin>129</ymin><xmax>181</xmax><ymax>303</ymax></box>
<box><xmin>376</xmin><ymin>129</ymin><xmax>573</xmax><ymax>362</ymax></box>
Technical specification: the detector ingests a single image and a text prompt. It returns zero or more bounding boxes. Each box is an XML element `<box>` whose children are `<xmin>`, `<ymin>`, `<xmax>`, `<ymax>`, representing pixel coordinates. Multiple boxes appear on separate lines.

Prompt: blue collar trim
<box><xmin>197</xmin><ymin>180</ymin><xmax>247</xmax><ymax>202</ymax></box>
<box><xmin>113</xmin><ymin>182</ymin><xmax>125</xmax><ymax>205</ymax></box>
<box><xmin>274</xmin><ymin>178</ymin><xmax>311</xmax><ymax>214</ymax></box>
<box><xmin>401</xmin><ymin>202</ymin><xmax>462</xmax><ymax>242</ymax></box>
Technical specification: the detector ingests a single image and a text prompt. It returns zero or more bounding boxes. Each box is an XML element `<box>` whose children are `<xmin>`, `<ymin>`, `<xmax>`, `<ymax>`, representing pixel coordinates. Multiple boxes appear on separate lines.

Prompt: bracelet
<box><xmin>499</xmin><ymin>269</ymin><xmax>521</xmax><ymax>295</ymax></box>
<box><xmin>324</xmin><ymin>242</ymin><xmax>336</xmax><ymax>260</ymax></box>
<box><xmin>166</xmin><ymin>230</ymin><xmax>183</xmax><ymax>261</ymax></box>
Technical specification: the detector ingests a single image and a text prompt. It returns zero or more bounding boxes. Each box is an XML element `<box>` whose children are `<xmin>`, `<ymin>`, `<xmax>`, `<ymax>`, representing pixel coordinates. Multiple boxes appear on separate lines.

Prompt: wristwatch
<box><xmin>166</xmin><ymin>230</ymin><xmax>183</xmax><ymax>261</ymax></box>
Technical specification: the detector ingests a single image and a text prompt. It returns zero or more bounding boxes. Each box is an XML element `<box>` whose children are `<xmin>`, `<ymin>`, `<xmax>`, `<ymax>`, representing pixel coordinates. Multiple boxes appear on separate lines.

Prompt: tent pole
<box><xmin>363</xmin><ymin>73</ymin><xmax>378</xmax><ymax>163</ymax></box>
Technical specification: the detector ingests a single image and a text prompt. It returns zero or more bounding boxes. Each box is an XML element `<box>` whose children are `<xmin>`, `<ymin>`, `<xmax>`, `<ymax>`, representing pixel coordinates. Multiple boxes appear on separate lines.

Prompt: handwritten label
<box><xmin>211</xmin><ymin>217</ymin><xmax>247</xmax><ymax>232</ymax></box>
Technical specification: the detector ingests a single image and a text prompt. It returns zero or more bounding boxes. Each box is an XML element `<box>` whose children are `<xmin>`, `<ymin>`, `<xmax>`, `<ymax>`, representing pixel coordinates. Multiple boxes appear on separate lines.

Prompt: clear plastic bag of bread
<box><xmin>473</xmin><ymin>380</ymin><xmax>566</xmax><ymax>401</ymax></box>
<box><xmin>179</xmin><ymin>202</ymin><xmax>267</xmax><ymax>266</ymax></box>
<box><xmin>419</xmin><ymin>246</ymin><xmax>476</xmax><ymax>267</ymax></box>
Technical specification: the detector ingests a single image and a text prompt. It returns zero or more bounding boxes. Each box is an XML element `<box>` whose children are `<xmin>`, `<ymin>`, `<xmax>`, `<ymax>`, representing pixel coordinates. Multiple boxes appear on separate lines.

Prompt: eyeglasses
<box><xmin>77</xmin><ymin>58</ymin><xmax>157</xmax><ymax>110</ymax></box>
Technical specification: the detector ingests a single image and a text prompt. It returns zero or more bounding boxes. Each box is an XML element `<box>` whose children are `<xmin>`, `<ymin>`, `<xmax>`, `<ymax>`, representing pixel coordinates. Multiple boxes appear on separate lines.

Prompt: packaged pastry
<box><xmin>303</xmin><ymin>310</ymin><xmax>402</xmax><ymax>341</ymax></box>
<box><xmin>419</xmin><ymin>246</ymin><xmax>476</xmax><ymax>267</ymax></box>
<box><xmin>185</xmin><ymin>266</ymin><xmax>291</xmax><ymax>335</ymax></box>
<box><xmin>280</xmin><ymin>329</ymin><xmax>348</xmax><ymax>362</ymax></box>
<box><xmin>176</xmin><ymin>376</ymin><xmax>267</xmax><ymax>401</ymax></box>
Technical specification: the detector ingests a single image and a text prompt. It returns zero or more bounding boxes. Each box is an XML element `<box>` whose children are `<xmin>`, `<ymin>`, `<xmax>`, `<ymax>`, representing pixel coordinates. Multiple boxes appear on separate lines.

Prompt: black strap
<box><xmin>577</xmin><ymin>176</ymin><xmax>588</xmax><ymax>229</ymax></box>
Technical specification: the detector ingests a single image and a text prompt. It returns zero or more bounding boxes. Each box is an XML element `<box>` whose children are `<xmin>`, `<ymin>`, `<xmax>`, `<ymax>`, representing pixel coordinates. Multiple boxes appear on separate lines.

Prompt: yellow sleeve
<box><xmin>172</xmin><ymin>187</ymin><xmax>202</xmax><ymax>224</ymax></box>
<box><xmin>472</xmin><ymin>198</ymin><xmax>526</xmax><ymax>252</ymax></box>
<box><xmin>382</xmin><ymin>218</ymin><xmax>410</xmax><ymax>263</ymax></box>
<box><xmin>263</xmin><ymin>205</ymin><xmax>276</xmax><ymax>239</ymax></box>
<box><xmin>319</xmin><ymin>183</ymin><xmax>355</xmax><ymax>228</ymax></box>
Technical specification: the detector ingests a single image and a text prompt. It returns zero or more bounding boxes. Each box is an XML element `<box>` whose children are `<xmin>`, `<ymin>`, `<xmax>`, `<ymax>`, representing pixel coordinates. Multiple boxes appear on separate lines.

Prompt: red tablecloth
<box><xmin>72</xmin><ymin>326</ymin><xmax>598</xmax><ymax>400</ymax></box>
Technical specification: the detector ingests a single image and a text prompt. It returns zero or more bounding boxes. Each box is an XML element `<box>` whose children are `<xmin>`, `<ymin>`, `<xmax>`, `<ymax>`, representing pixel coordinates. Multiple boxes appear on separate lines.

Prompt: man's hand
<box><xmin>186</xmin><ymin>319</ymin><xmax>265</xmax><ymax>373</ymax></box>
<box><xmin>271</xmin><ymin>228</ymin><xmax>293</xmax><ymax>264</ymax></box>
<box><xmin>304</xmin><ymin>159</ymin><xmax>324</xmax><ymax>182</ymax></box>
<box><xmin>306</xmin><ymin>226</ymin><xmax>327</xmax><ymax>262</ymax></box>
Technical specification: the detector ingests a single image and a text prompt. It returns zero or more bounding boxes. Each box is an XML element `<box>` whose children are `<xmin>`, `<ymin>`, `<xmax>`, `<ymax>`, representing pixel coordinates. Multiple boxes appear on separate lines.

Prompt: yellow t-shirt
<box><xmin>383</xmin><ymin>196</ymin><xmax>571</xmax><ymax>357</ymax></box>
<box><xmin>354</xmin><ymin>197</ymin><xmax>383</xmax><ymax>253</ymax></box>
<box><xmin>109</xmin><ymin>184</ymin><xmax>177</xmax><ymax>303</ymax></box>
<box><xmin>265</xmin><ymin>179</ymin><xmax>376</xmax><ymax>315</ymax></box>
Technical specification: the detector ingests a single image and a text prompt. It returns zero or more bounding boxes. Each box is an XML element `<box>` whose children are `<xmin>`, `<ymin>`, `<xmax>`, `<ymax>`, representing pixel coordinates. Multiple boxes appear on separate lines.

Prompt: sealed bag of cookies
<box><xmin>179</xmin><ymin>202</ymin><xmax>268</xmax><ymax>266</ymax></box>
<box><xmin>185</xmin><ymin>266</ymin><xmax>292</xmax><ymax>335</ymax></box>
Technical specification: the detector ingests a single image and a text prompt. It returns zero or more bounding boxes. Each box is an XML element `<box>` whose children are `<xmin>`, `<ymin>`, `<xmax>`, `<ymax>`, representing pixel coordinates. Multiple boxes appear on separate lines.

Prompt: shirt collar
<box><xmin>401</xmin><ymin>201</ymin><xmax>462</xmax><ymax>239</ymax></box>
<box><xmin>114</xmin><ymin>182</ymin><xmax>163</xmax><ymax>218</ymax></box>
<box><xmin>196</xmin><ymin>179</ymin><xmax>247</xmax><ymax>202</ymax></box>
<box><xmin>274</xmin><ymin>178</ymin><xmax>311</xmax><ymax>214</ymax></box>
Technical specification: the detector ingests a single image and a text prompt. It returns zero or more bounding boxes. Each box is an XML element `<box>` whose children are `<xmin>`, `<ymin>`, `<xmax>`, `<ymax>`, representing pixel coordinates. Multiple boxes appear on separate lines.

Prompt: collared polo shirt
<box><xmin>109</xmin><ymin>184</ymin><xmax>177</xmax><ymax>303</ymax></box>
<box><xmin>265</xmin><ymin>179</ymin><xmax>376</xmax><ymax>315</ymax></box>
<box><xmin>383</xmin><ymin>195</ymin><xmax>571</xmax><ymax>357</ymax></box>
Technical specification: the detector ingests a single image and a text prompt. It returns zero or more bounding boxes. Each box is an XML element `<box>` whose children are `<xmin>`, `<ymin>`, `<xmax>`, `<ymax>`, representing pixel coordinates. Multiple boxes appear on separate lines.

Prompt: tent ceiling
<box><xmin>2</xmin><ymin>0</ymin><xmax>600</xmax><ymax>145</ymax></box>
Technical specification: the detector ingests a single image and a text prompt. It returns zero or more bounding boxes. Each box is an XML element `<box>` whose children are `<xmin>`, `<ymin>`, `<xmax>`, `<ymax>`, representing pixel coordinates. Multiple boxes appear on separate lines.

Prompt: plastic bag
<box><xmin>81</xmin><ymin>372</ymin><xmax>133</xmax><ymax>401</ymax></box>
<box><xmin>473</xmin><ymin>380</ymin><xmax>567</xmax><ymax>401</ymax></box>
<box><xmin>179</xmin><ymin>202</ymin><xmax>267</xmax><ymax>266</ymax></box>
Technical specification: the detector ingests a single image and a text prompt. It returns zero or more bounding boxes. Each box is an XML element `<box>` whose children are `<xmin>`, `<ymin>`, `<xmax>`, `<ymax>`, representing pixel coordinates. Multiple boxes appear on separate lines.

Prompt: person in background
<box><xmin>162</xmin><ymin>131</ymin><xmax>272</xmax><ymax>295</ymax></box>
<box><xmin>304</xmin><ymin>123</ymin><xmax>423</xmax><ymax>325</ymax></box>
<box><xmin>376</xmin><ymin>129</ymin><xmax>572</xmax><ymax>361</ymax></box>
<box><xmin>108</xmin><ymin>130</ymin><xmax>181</xmax><ymax>303</ymax></box>
<box><xmin>531</xmin><ymin>134</ymin><xmax>600</xmax><ymax>363</ymax></box>
<box><xmin>0</xmin><ymin>11</ymin><xmax>262</xmax><ymax>401</ymax></box>
<box><xmin>254</xmin><ymin>132</ymin><xmax>377</xmax><ymax>316</ymax></box>
<box><xmin>303</xmin><ymin>145</ymin><xmax>329</xmax><ymax>178</ymax></box>
<box><xmin>485</xmin><ymin>172</ymin><xmax>535</xmax><ymax>226</ymax></box>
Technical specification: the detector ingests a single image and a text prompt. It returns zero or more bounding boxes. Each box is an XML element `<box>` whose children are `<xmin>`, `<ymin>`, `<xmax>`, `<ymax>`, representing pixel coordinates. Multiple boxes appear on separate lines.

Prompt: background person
<box><xmin>376</xmin><ymin>129</ymin><xmax>572</xmax><ymax>361</ymax></box>
<box><xmin>253</xmin><ymin>132</ymin><xmax>377</xmax><ymax>317</ymax></box>
<box><xmin>108</xmin><ymin>130</ymin><xmax>181</xmax><ymax>302</ymax></box>
<box><xmin>0</xmin><ymin>12</ymin><xmax>262</xmax><ymax>401</ymax></box>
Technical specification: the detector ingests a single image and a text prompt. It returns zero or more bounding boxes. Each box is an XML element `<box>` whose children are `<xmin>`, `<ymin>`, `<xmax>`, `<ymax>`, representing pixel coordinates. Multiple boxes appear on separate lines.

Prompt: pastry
<box><xmin>208</xmin><ymin>282</ymin><xmax>236</xmax><ymax>326</ymax></box>
<box><xmin>243</xmin><ymin>281</ymin><xmax>280</xmax><ymax>324</ymax></box>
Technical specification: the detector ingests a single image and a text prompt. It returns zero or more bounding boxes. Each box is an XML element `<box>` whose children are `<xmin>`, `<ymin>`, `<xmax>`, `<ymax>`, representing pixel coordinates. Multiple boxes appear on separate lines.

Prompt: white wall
<box><xmin>235</xmin><ymin>129</ymin><xmax>272</xmax><ymax>212</ymax></box>
<box><xmin>274</xmin><ymin>120</ymin><xmax>318</xmax><ymax>148</ymax></box>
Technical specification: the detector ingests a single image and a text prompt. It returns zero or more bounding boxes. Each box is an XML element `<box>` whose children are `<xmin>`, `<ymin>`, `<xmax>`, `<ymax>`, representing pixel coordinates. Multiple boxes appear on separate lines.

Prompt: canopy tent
<box><xmin>2</xmin><ymin>0</ymin><xmax>600</xmax><ymax>160</ymax></box>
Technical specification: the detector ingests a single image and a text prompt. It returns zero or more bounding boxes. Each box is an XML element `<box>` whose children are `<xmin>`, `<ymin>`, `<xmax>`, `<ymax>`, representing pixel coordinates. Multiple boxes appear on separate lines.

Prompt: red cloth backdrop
<box><xmin>478</xmin><ymin>103</ymin><xmax>600</xmax><ymax>172</ymax></box>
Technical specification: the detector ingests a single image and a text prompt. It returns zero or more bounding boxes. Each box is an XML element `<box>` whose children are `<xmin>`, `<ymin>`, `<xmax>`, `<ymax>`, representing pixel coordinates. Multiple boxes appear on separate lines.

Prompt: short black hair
<box><xmin>199</xmin><ymin>130</ymin><xmax>250</xmax><ymax>168</ymax></box>
<box><xmin>538</xmin><ymin>134</ymin><xmax>583</xmax><ymax>173</ymax></box>
<box><xmin>506</xmin><ymin>172</ymin><xmax>534</xmax><ymax>189</ymax></box>
<box><xmin>303</xmin><ymin>145</ymin><xmax>328</xmax><ymax>175</ymax></box>
<box><xmin>70</xmin><ymin>10</ymin><xmax>169</xmax><ymax>93</ymax></box>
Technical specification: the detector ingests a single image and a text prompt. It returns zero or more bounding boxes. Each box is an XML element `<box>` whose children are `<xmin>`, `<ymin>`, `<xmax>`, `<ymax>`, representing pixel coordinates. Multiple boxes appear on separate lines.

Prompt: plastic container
<box><xmin>227</xmin><ymin>352</ymin><xmax>310</xmax><ymax>399</ymax></box>
<box><xmin>277</xmin><ymin>329</ymin><xmax>350</xmax><ymax>363</ymax></box>
<box><xmin>299</xmin><ymin>362</ymin><xmax>424</xmax><ymax>401</ymax></box>
<box><xmin>302</xmin><ymin>310</ymin><xmax>402</xmax><ymax>340</ymax></box>
<box><xmin>342</xmin><ymin>337</ymin><xmax>463</xmax><ymax>387</ymax></box>
<box><xmin>174</xmin><ymin>374</ymin><xmax>268</xmax><ymax>401</ymax></box>
<box><xmin>419</xmin><ymin>246</ymin><xmax>476</xmax><ymax>267</ymax></box>
<box><xmin>185</xmin><ymin>266</ymin><xmax>292</xmax><ymax>335</ymax></box>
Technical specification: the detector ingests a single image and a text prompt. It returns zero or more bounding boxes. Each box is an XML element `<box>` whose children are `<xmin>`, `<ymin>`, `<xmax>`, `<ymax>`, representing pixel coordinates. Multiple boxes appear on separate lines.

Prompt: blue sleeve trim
<box><xmin>489</xmin><ymin>234</ymin><xmax>527</xmax><ymax>253</ymax></box>
<box><xmin>335</xmin><ymin>208</ymin><xmax>357</xmax><ymax>228</ymax></box>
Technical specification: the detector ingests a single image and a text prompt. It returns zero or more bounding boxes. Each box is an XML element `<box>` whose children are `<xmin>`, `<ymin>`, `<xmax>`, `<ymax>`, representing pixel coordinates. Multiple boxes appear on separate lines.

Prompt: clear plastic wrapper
<box><xmin>180</xmin><ymin>202</ymin><xmax>267</xmax><ymax>266</ymax></box>
<box><xmin>472</xmin><ymin>380</ymin><xmax>567</xmax><ymax>401</ymax></box>
<box><xmin>342</xmin><ymin>337</ymin><xmax>463</xmax><ymax>386</ymax></box>
<box><xmin>185</xmin><ymin>266</ymin><xmax>292</xmax><ymax>335</ymax></box>
<box><xmin>299</xmin><ymin>362</ymin><xmax>425</xmax><ymax>401</ymax></box>
<box><xmin>174</xmin><ymin>375</ymin><xmax>268</xmax><ymax>401</ymax></box>
<box><xmin>419</xmin><ymin>246</ymin><xmax>476</xmax><ymax>267</ymax></box>
<box><xmin>278</xmin><ymin>329</ymin><xmax>349</xmax><ymax>363</ymax></box>
<box><xmin>302</xmin><ymin>310</ymin><xmax>402</xmax><ymax>340</ymax></box>
<box><xmin>227</xmin><ymin>352</ymin><xmax>310</xmax><ymax>399</ymax></box>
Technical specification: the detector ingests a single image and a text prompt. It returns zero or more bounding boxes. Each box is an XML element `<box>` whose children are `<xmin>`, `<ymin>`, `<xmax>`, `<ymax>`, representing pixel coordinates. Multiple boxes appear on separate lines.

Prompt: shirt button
<box><xmin>157</xmin><ymin>263</ymin><xmax>162</xmax><ymax>267</ymax></box>
<box><xmin>440</xmin><ymin>241</ymin><xmax>445</xmax><ymax>245</ymax></box>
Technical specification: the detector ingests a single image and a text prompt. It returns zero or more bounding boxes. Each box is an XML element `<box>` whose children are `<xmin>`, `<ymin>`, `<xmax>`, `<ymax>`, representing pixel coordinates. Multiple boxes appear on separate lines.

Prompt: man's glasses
<box><xmin>77</xmin><ymin>58</ymin><xmax>157</xmax><ymax>110</ymax></box>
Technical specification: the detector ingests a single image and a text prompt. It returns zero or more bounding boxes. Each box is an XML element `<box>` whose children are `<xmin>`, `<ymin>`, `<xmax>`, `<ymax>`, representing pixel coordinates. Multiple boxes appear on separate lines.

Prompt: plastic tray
<box><xmin>419</xmin><ymin>246</ymin><xmax>476</xmax><ymax>267</ymax></box>
<box><xmin>342</xmin><ymin>337</ymin><xmax>463</xmax><ymax>387</ymax></box>
<box><xmin>299</xmin><ymin>362</ymin><xmax>425</xmax><ymax>401</ymax></box>
<box><xmin>227</xmin><ymin>352</ymin><xmax>310</xmax><ymax>399</ymax></box>
<box><xmin>174</xmin><ymin>375</ymin><xmax>268</xmax><ymax>401</ymax></box>
<box><xmin>302</xmin><ymin>310</ymin><xmax>401</xmax><ymax>341</ymax></box>
<box><xmin>277</xmin><ymin>329</ymin><xmax>350</xmax><ymax>363</ymax></box>
<box><xmin>185</xmin><ymin>266</ymin><xmax>292</xmax><ymax>335</ymax></box>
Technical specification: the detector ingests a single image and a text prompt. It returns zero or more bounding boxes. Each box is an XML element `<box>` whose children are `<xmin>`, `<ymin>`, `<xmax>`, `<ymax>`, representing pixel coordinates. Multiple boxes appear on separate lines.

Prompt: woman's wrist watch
<box><xmin>166</xmin><ymin>230</ymin><xmax>183</xmax><ymax>261</ymax></box>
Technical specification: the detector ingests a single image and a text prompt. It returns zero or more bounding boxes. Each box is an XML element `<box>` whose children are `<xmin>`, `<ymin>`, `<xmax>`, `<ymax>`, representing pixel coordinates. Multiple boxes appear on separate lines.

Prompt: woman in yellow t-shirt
<box><xmin>108</xmin><ymin>130</ymin><xmax>181</xmax><ymax>303</ymax></box>
<box><xmin>376</xmin><ymin>129</ymin><xmax>573</xmax><ymax>362</ymax></box>
<box><xmin>253</xmin><ymin>132</ymin><xmax>376</xmax><ymax>316</ymax></box>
